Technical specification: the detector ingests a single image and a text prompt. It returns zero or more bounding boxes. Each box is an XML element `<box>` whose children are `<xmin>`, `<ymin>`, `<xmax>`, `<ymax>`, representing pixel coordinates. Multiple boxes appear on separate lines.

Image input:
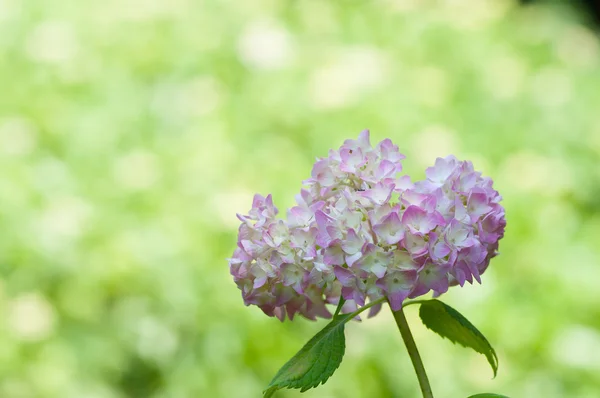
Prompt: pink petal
<box><xmin>359</xmin><ymin>182</ymin><xmax>395</xmax><ymax>205</ymax></box>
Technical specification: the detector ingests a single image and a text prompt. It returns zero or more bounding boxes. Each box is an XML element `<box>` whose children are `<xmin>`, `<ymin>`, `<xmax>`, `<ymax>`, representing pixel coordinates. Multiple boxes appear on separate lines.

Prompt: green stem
<box><xmin>342</xmin><ymin>296</ymin><xmax>386</xmax><ymax>320</ymax></box>
<box><xmin>389</xmin><ymin>300</ymin><xmax>434</xmax><ymax>398</ymax></box>
<box><xmin>401</xmin><ymin>299</ymin><xmax>429</xmax><ymax>308</ymax></box>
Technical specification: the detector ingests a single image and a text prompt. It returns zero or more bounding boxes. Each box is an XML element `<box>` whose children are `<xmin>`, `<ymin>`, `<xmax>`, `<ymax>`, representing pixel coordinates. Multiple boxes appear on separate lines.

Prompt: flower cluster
<box><xmin>229</xmin><ymin>130</ymin><xmax>505</xmax><ymax>321</ymax></box>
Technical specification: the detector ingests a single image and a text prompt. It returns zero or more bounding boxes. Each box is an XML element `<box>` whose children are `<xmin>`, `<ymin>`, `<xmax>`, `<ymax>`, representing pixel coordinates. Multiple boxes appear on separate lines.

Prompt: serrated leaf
<box><xmin>263</xmin><ymin>313</ymin><xmax>352</xmax><ymax>398</ymax></box>
<box><xmin>419</xmin><ymin>299</ymin><xmax>499</xmax><ymax>377</ymax></box>
<box><xmin>467</xmin><ymin>394</ymin><xmax>510</xmax><ymax>398</ymax></box>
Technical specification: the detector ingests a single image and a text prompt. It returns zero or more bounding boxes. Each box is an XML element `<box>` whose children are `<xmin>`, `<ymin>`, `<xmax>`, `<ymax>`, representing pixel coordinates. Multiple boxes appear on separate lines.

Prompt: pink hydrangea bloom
<box><xmin>228</xmin><ymin>130</ymin><xmax>506</xmax><ymax>321</ymax></box>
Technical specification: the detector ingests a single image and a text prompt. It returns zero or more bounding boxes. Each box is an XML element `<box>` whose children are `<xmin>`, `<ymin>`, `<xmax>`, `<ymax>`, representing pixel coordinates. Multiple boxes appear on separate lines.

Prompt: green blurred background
<box><xmin>1</xmin><ymin>0</ymin><xmax>600</xmax><ymax>397</ymax></box>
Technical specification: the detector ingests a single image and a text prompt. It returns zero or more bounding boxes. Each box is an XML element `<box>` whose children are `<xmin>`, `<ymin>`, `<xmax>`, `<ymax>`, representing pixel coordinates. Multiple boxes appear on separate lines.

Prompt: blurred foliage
<box><xmin>1</xmin><ymin>0</ymin><xmax>600</xmax><ymax>397</ymax></box>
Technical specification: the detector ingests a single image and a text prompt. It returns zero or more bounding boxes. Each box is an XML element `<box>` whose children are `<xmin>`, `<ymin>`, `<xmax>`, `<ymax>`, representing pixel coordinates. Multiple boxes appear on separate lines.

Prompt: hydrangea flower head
<box><xmin>228</xmin><ymin>130</ymin><xmax>506</xmax><ymax>321</ymax></box>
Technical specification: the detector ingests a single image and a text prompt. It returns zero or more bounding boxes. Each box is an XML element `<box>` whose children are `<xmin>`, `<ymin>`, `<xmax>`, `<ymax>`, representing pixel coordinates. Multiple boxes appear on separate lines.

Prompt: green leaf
<box><xmin>263</xmin><ymin>312</ymin><xmax>352</xmax><ymax>397</ymax></box>
<box><xmin>419</xmin><ymin>299</ymin><xmax>499</xmax><ymax>377</ymax></box>
<box><xmin>467</xmin><ymin>394</ymin><xmax>510</xmax><ymax>398</ymax></box>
